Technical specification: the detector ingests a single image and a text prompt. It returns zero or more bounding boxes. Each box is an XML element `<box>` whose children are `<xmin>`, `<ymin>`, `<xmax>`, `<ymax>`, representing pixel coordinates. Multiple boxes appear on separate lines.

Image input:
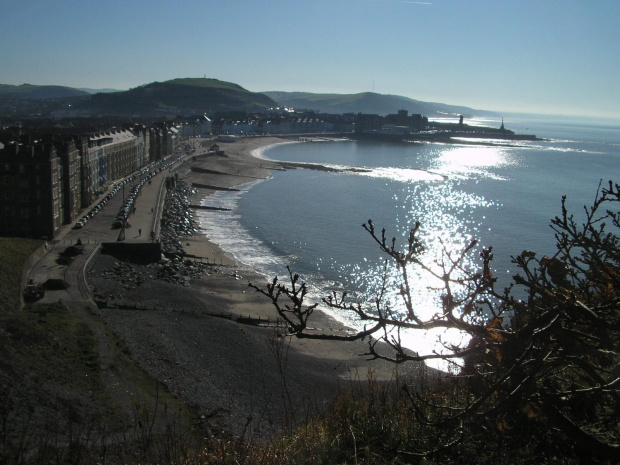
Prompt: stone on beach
<box><xmin>88</xmin><ymin>136</ymin><xmax>420</xmax><ymax>438</ymax></box>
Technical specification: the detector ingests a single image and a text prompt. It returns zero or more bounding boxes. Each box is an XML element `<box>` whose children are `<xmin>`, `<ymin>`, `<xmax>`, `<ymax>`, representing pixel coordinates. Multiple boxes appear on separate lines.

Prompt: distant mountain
<box><xmin>0</xmin><ymin>80</ymin><xmax>499</xmax><ymax>119</ymax></box>
<box><xmin>78</xmin><ymin>87</ymin><xmax>122</xmax><ymax>94</ymax></box>
<box><xmin>81</xmin><ymin>78</ymin><xmax>277</xmax><ymax>115</ymax></box>
<box><xmin>263</xmin><ymin>91</ymin><xmax>498</xmax><ymax>118</ymax></box>
<box><xmin>0</xmin><ymin>83</ymin><xmax>89</xmax><ymax>99</ymax></box>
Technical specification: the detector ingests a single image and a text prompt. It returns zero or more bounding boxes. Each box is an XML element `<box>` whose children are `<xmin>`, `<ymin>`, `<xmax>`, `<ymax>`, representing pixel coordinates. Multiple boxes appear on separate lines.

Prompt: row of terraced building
<box><xmin>0</xmin><ymin>124</ymin><xmax>178</xmax><ymax>239</ymax></box>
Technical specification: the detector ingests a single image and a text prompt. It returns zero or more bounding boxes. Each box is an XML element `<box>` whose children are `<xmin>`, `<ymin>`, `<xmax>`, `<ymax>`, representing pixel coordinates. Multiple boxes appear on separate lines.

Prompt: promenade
<box><xmin>24</xmin><ymin>135</ymin><xmax>343</xmax><ymax>304</ymax></box>
<box><xmin>27</xmin><ymin>139</ymin><xmax>200</xmax><ymax>304</ymax></box>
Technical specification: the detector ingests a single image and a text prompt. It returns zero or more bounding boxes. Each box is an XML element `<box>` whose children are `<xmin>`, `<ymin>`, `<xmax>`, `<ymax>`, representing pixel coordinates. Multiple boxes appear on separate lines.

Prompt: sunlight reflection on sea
<box><xmin>196</xmin><ymin>121</ymin><xmax>618</xmax><ymax>371</ymax></box>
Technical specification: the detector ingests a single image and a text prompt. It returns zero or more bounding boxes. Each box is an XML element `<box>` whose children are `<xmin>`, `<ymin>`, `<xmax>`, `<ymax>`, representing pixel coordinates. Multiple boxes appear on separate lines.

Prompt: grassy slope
<box><xmin>0</xmin><ymin>84</ymin><xmax>89</xmax><ymax>99</ymax></box>
<box><xmin>165</xmin><ymin>78</ymin><xmax>246</xmax><ymax>91</ymax></box>
<box><xmin>0</xmin><ymin>238</ymin><xmax>194</xmax><ymax>462</ymax></box>
<box><xmin>0</xmin><ymin>238</ymin><xmax>40</xmax><ymax>313</ymax></box>
<box><xmin>264</xmin><ymin>90</ymin><xmax>495</xmax><ymax>117</ymax></box>
<box><xmin>86</xmin><ymin>77</ymin><xmax>277</xmax><ymax>113</ymax></box>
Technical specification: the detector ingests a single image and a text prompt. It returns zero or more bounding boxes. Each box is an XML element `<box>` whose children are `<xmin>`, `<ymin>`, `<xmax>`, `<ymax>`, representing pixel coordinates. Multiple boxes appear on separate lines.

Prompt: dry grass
<box><xmin>0</xmin><ymin>237</ymin><xmax>41</xmax><ymax>314</ymax></box>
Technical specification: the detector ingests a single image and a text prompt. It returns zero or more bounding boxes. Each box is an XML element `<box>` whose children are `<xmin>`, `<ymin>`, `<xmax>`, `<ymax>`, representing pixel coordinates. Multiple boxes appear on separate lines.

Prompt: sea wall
<box><xmin>101</xmin><ymin>242</ymin><xmax>162</xmax><ymax>264</ymax></box>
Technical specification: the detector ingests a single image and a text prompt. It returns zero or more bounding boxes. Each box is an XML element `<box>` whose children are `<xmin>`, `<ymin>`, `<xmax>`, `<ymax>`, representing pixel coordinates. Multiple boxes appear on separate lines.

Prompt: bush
<box><xmin>250</xmin><ymin>180</ymin><xmax>620</xmax><ymax>463</ymax></box>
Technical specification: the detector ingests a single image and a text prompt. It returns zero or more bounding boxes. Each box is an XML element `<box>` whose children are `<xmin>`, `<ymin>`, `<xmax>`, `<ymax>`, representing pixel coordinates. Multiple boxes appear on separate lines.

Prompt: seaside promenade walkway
<box><xmin>25</xmin><ymin>139</ymin><xmax>209</xmax><ymax>305</ymax></box>
<box><xmin>23</xmin><ymin>135</ymin><xmax>278</xmax><ymax>306</ymax></box>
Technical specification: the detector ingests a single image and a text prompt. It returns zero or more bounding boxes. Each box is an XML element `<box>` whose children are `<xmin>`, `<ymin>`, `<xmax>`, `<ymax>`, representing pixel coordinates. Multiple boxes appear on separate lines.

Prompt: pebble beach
<box><xmin>89</xmin><ymin>136</ymin><xmax>426</xmax><ymax>438</ymax></box>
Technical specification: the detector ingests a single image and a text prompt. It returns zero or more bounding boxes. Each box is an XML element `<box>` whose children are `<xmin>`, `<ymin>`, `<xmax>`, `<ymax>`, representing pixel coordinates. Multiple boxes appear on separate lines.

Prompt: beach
<box><xmin>90</xmin><ymin>136</ymin><xmax>426</xmax><ymax>439</ymax></box>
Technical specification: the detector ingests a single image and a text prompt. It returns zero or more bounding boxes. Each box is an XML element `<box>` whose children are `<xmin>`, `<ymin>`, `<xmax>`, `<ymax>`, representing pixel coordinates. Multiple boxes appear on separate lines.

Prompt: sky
<box><xmin>1</xmin><ymin>0</ymin><xmax>619</xmax><ymax>120</ymax></box>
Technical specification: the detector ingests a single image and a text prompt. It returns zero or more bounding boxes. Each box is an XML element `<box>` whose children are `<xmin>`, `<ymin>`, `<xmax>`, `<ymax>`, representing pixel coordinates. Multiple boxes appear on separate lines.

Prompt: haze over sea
<box><xmin>197</xmin><ymin>115</ymin><xmax>619</xmax><ymax>367</ymax></box>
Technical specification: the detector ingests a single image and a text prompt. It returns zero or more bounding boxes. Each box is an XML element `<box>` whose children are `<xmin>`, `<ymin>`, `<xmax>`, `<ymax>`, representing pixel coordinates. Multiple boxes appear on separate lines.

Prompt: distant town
<box><xmin>0</xmin><ymin>98</ymin><xmax>535</xmax><ymax>241</ymax></box>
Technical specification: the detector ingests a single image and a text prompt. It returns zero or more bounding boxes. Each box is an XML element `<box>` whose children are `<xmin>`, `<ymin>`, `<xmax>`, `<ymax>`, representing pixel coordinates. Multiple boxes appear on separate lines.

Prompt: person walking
<box><xmin>138</xmin><ymin>228</ymin><xmax>141</xmax><ymax>236</ymax></box>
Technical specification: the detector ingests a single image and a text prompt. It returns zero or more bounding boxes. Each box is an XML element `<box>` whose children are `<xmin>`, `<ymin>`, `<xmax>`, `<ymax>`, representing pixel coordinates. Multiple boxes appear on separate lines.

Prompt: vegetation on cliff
<box><xmin>0</xmin><ymin>239</ymin><xmax>197</xmax><ymax>463</ymax></box>
<box><xmin>250</xmin><ymin>180</ymin><xmax>620</xmax><ymax>463</ymax></box>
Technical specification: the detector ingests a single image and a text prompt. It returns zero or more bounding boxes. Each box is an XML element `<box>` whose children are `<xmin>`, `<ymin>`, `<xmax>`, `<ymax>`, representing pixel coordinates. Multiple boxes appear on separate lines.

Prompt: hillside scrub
<box><xmin>250</xmin><ymin>180</ymin><xmax>620</xmax><ymax>463</ymax></box>
<box><xmin>0</xmin><ymin>237</ymin><xmax>41</xmax><ymax>313</ymax></box>
<box><xmin>0</xmin><ymin>239</ymin><xmax>204</xmax><ymax>463</ymax></box>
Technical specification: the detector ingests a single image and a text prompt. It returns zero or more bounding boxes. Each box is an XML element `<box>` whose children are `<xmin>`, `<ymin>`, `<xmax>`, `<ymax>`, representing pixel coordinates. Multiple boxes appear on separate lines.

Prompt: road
<box><xmin>27</xmin><ymin>137</ymin><xmax>212</xmax><ymax>302</ymax></box>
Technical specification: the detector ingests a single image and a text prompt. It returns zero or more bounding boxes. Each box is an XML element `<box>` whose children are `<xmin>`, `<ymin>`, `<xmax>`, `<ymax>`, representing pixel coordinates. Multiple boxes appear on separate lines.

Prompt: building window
<box><xmin>20</xmin><ymin>208</ymin><xmax>29</xmax><ymax>219</ymax></box>
<box><xmin>19</xmin><ymin>179</ymin><xmax>28</xmax><ymax>188</ymax></box>
<box><xmin>5</xmin><ymin>191</ymin><xmax>14</xmax><ymax>200</ymax></box>
<box><xmin>19</xmin><ymin>164</ymin><xmax>25</xmax><ymax>174</ymax></box>
<box><xmin>20</xmin><ymin>193</ymin><xmax>29</xmax><ymax>202</ymax></box>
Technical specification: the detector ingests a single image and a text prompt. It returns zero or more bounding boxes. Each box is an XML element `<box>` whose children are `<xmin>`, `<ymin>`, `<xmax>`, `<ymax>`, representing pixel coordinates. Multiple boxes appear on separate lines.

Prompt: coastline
<box><xmin>93</xmin><ymin>136</ymin><xmax>426</xmax><ymax>438</ymax></box>
<box><xmin>180</xmin><ymin>136</ymin><xmax>286</xmax><ymax>267</ymax></box>
<box><xmin>177</xmin><ymin>135</ymin><xmax>403</xmax><ymax>354</ymax></box>
<box><xmin>179</xmin><ymin>137</ymin><xmax>369</xmax><ymax>267</ymax></box>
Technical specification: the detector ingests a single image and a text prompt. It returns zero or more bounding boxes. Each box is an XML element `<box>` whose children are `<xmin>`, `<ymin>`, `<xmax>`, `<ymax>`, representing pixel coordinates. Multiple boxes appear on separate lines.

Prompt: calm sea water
<box><xmin>197</xmin><ymin>115</ymin><xmax>619</xmax><ymax>366</ymax></box>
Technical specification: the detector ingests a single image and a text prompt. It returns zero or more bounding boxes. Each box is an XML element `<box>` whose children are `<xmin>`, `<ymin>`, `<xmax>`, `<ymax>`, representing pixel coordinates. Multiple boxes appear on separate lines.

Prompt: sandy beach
<box><xmin>91</xmin><ymin>135</ymin><xmax>427</xmax><ymax>439</ymax></box>
<box><xmin>178</xmin><ymin>136</ymin><xmax>411</xmax><ymax>365</ymax></box>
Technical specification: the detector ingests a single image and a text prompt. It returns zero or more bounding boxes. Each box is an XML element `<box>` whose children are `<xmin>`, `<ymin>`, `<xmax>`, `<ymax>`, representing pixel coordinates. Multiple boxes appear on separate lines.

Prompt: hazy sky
<box><xmin>1</xmin><ymin>0</ymin><xmax>619</xmax><ymax>119</ymax></box>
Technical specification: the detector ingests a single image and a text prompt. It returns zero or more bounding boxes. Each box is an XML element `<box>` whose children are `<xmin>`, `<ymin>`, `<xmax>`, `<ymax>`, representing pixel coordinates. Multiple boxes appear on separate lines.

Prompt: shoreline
<box><xmin>176</xmin><ymin>135</ymin><xmax>429</xmax><ymax>372</ymax></box>
<box><xmin>180</xmin><ymin>136</ymin><xmax>287</xmax><ymax>267</ymax></box>
<box><xmin>177</xmin><ymin>135</ymin><xmax>379</xmax><ymax>334</ymax></box>
<box><xmin>93</xmin><ymin>136</ymin><xmax>427</xmax><ymax>437</ymax></box>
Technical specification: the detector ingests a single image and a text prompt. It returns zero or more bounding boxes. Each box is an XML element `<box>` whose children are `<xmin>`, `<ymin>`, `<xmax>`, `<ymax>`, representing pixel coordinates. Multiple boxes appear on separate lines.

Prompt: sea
<box><xmin>196</xmin><ymin>114</ymin><xmax>620</xmax><ymax>369</ymax></box>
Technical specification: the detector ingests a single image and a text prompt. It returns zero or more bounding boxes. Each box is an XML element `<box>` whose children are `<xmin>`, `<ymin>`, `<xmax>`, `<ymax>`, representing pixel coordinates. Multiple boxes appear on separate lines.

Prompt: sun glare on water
<box><xmin>431</xmin><ymin>146</ymin><xmax>519</xmax><ymax>180</ymax></box>
<box><xmin>334</xmin><ymin>178</ymin><xmax>497</xmax><ymax>371</ymax></box>
<box><xmin>360</xmin><ymin>167</ymin><xmax>445</xmax><ymax>183</ymax></box>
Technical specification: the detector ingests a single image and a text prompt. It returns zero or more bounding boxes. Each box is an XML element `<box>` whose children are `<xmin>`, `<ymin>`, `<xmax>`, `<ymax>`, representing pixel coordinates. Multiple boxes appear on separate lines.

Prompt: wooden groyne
<box><xmin>96</xmin><ymin>299</ymin><xmax>275</xmax><ymax>327</ymax></box>
<box><xmin>191</xmin><ymin>182</ymin><xmax>240</xmax><ymax>191</ymax></box>
<box><xmin>190</xmin><ymin>167</ymin><xmax>230</xmax><ymax>176</ymax></box>
<box><xmin>189</xmin><ymin>205</ymin><xmax>231</xmax><ymax>211</ymax></box>
<box><xmin>191</xmin><ymin>166</ymin><xmax>269</xmax><ymax>180</ymax></box>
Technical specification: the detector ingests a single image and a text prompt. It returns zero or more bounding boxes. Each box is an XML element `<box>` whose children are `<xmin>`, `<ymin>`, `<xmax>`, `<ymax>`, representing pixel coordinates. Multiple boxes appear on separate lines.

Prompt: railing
<box><xmin>20</xmin><ymin>242</ymin><xmax>49</xmax><ymax>310</ymax></box>
<box><xmin>151</xmin><ymin>175</ymin><xmax>167</xmax><ymax>241</ymax></box>
<box><xmin>78</xmin><ymin>242</ymin><xmax>102</xmax><ymax>299</ymax></box>
<box><xmin>94</xmin><ymin>301</ymin><xmax>278</xmax><ymax>327</ymax></box>
<box><xmin>52</xmin><ymin>237</ymin><xmax>103</xmax><ymax>245</ymax></box>
<box><xmin>88</xmin><ymin>300</ymin><xmax>343</xmax><ymax>333</ymax></box>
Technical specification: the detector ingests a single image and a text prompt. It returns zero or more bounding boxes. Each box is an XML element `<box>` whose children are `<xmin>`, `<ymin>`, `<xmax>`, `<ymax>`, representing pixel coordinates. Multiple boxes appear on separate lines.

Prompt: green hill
<box><xmin>83</xmin><ymin>78</ymin><xmax>277</xmax><ymax>115</ymax></box>
<box><xmin>78</xmin><ymin>87</ymin><xmax>122</xmax><ymax>94</ymax></box>
<box><xmin>263</xmin><ymin>91</ymin><xmax>498</xmax><ymax>118</ymax></box>
<box><xmin>0</xmin><ymin>83</ymin><xmax>89</xmax><ymax>99</ymax></box>
<box><xmin>0</xmin><ymin>80</ymin><xmax>500</xmax><ymax>118</ymax></box>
